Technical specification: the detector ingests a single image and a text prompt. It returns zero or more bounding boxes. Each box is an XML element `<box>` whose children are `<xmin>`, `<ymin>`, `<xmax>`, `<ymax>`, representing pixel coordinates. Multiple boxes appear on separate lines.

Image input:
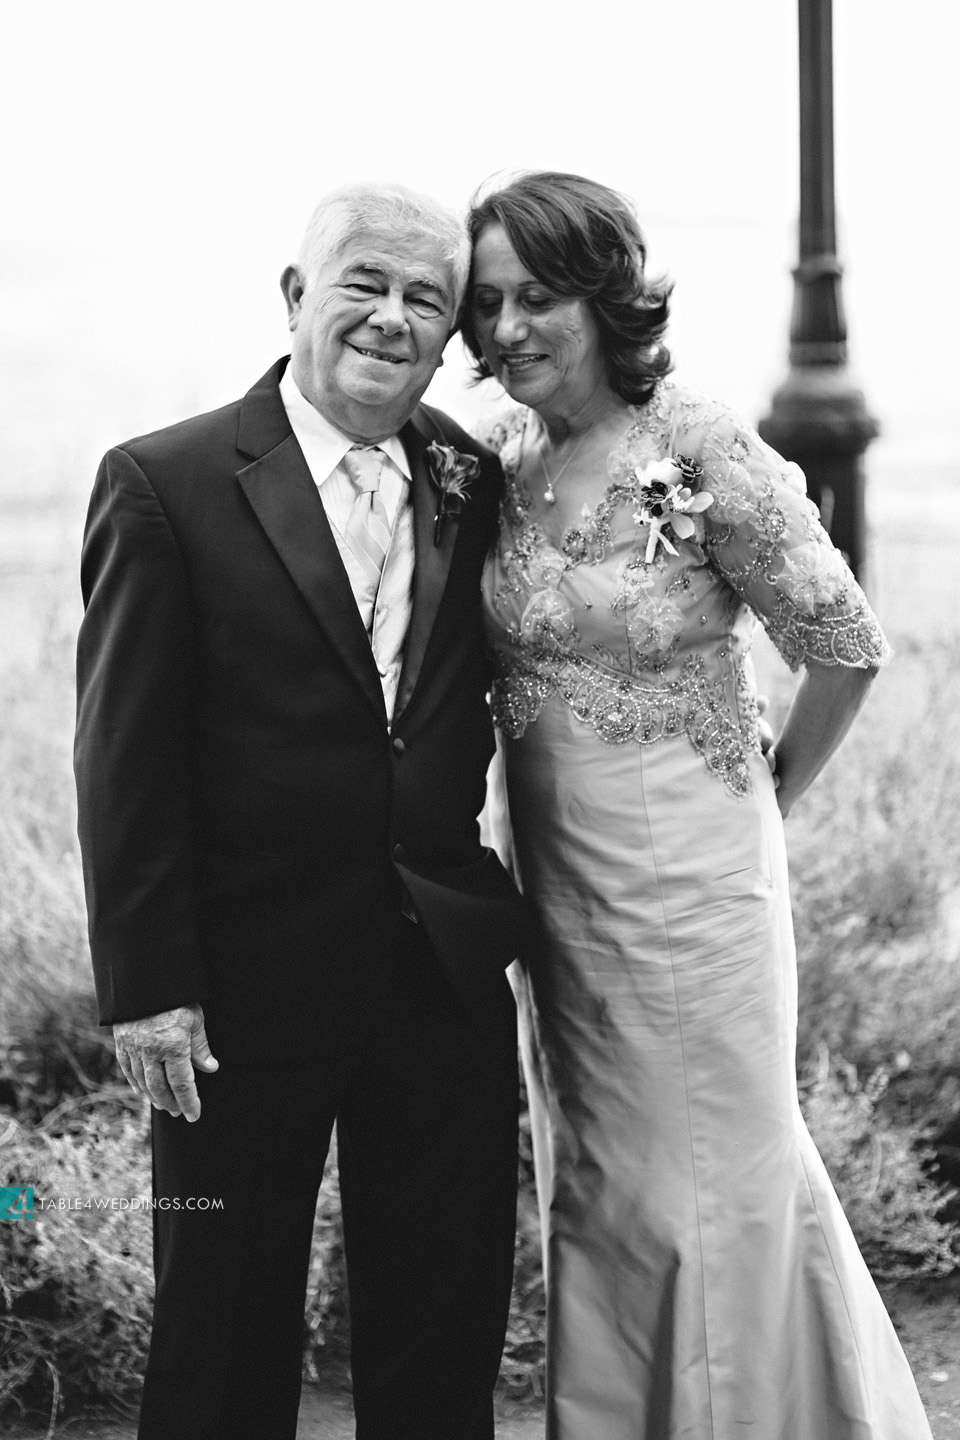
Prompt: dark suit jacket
<box><xmin>75</xmin><ymin>358</ymin><xmax>525</xmax><ymax>1063</ymax></box>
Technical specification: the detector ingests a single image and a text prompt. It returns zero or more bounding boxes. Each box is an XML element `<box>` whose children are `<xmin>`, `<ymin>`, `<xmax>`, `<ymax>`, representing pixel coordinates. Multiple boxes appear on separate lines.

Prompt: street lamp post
<box><xmin>759</xmin><ymin>0</ymin><xmax>878</xmax><ymax>580</ymax></box>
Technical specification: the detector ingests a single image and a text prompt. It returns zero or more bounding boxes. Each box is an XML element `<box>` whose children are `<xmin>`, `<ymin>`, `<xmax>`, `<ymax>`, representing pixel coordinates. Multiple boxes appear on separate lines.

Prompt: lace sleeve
<box><xmin>680</xmin><ymin>396</ymin><xmax>891</xmax><ymax>672</ymax></box>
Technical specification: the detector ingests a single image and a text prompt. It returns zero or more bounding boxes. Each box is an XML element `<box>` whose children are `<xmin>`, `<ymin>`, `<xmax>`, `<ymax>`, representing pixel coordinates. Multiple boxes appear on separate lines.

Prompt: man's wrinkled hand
<box><xmin>113</xmin><ymin>1004</ymin><xmax>219</xmax><ymax>1122</ymax></box>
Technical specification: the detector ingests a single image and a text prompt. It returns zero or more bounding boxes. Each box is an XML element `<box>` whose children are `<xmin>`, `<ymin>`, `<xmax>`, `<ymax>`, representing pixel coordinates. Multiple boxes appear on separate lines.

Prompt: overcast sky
<box><xmin>2</xmin><ymin>0</ymin><xmax>958</xmax><ymax>497</ymax></box>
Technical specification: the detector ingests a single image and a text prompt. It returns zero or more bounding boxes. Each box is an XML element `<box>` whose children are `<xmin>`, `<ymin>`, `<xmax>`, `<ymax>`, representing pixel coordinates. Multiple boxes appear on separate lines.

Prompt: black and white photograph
<box><xmin>2</xmin><ymin>2</ymin><xmax>959</xmax><ymax>1437</ymax></box>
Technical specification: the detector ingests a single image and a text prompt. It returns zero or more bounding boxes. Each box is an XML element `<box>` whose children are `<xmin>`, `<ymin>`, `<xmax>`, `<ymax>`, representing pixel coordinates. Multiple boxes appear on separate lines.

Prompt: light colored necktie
<box><xmin>342</xmin><ymin>446</ymin><xmax>391</xmax><ymax>595</ymax></box>
<box><xmin>340</xmin><ymin>443</ymin><xmax>415</xmax><ymax>724</ymax></box>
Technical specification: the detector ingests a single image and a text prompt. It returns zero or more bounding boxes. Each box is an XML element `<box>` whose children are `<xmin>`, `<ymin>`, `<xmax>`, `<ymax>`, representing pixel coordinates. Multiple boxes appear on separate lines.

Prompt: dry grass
<box><xmin>789</xmin><ymin>638</ymin><xmax>960</xmax><ymax>1130</ymax></box>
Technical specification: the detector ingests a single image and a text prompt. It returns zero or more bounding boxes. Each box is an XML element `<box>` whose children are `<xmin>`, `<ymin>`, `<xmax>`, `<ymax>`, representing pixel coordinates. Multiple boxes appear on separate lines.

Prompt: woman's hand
<box><xmin>757</xmin><ymin>695</ymin><xmax>777</xmax><ymax>778</ymax></box>
<box><xmin>770</xmin><ymin>662</ymin><xmax>880</xmax><ymax>818</ymax></box>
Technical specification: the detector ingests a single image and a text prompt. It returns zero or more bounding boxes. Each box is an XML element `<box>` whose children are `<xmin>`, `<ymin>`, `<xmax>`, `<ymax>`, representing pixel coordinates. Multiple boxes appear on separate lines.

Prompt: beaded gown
<box><xmin>481</xmin><ymin>383</ymin><xmax>930</xmax><ymax>1439</ymax></box>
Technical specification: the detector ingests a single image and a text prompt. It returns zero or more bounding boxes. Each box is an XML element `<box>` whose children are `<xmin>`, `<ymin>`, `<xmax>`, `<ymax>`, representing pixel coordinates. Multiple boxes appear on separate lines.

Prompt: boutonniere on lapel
<box><xmin>633</xmin><ymin>454</ymin><xmax>713</xmax><ymax>564</ymax></box>
<box><xmin>426</xmin><ymin>442</ymin><xmax>480</xmax><ymax>546</ymax></box>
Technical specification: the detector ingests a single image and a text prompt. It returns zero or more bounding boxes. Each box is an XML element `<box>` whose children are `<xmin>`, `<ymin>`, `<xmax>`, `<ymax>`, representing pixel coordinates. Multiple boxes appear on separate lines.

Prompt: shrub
<box><xmin>0</xmin><ymin>1104</ymin><xmax>152</xmax><ymax>1423</ymax></box>
<box><xmin>0</xmin><ymin>598</ymin><xmax>95</xmax><ymax>1123</ymax></box>
<box><xmin>303</xmin><ymin>1140</ymin><xmax>349</xmax><ymax>1381</ymax></box>
<box><xmin>800</xmin><ymin>1048</ymin><xmax>957</xmax><ymax>1280</ymax></box>
<box><xmin>500</xmin><ymin>1103</ymin><xmax>546</xmax><ymax>1399</ymax></box>
<box><xmin>788</xmin><ymin>640</ymin><xmax>960</xmax><ymax>1132</ymax></box>
<box><xmin>0</xmin><ymin>603</ymin><xmax>87</xmax><ymax>983</ymax></box>
<box><xmin>0</xmin><ymin>984</ymin><xmax>120</xmax><ymax>1124</ymax></box>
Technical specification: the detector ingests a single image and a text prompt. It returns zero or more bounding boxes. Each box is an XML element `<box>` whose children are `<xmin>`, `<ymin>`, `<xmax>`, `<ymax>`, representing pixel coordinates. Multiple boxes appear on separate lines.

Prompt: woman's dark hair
<box><xmin>460</xmin><ymin>171</ymin><xmax>673</xmax><ymax>406</ymax></box>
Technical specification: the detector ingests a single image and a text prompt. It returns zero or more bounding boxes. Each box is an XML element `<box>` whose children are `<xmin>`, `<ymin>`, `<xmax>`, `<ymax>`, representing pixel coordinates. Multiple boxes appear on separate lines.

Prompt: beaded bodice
<box><xmin>481</xmin><ymin>382</ymin><xmax>891</xmax><ymax>795</ymax></box>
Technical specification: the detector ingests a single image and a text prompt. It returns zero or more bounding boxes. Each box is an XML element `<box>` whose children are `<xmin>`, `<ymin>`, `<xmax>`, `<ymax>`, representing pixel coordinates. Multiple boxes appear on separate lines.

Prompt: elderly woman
<box><xmin>462</xmin><ymin>171</ymin><xmax>930</xmax><ymax>1439</ymax></box>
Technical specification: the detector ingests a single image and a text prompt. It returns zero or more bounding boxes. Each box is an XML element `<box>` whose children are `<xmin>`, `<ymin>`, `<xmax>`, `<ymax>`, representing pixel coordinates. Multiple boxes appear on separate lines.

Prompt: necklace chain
<box><xmin>533</xmin><ymin>428</ymin><xmax>590</xmax><ymax>505</ymax></box>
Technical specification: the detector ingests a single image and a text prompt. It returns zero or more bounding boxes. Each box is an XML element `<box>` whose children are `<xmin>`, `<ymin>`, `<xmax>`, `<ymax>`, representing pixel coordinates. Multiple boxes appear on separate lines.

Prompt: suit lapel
<box><xmin>394</xmin><ymin>410</ymin><xmax>464</xmax><ymax>721</ymax></box>
<box><xmin>235</xmin><ymin>364</ymin><xmax>386</xmax><ymax>724</ymax></box>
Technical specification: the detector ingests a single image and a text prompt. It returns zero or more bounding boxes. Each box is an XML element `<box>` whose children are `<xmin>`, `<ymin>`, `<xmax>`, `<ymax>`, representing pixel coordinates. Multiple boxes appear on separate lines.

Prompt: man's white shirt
<box><xmin>279</xmin><ymin>364</ymin><xmax>415</xmax><ymax>724</ymax></box>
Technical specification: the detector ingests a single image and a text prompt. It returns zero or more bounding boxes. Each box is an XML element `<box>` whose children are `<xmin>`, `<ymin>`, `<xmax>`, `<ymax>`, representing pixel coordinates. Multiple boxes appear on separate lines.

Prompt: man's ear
<box><xmin>280</xmin><ymin>265</ymin><xmax>305</xmax><ymax>330</ymax></box>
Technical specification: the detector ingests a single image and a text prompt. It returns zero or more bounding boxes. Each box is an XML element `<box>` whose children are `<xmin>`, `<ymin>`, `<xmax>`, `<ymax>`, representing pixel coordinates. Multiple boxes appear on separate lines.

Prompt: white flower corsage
<box><xmin>426</xmin><ymin>442</ymin><xmax>480</xmax><ymax>546</ymax></box>
<box><xmin>634</xmin><ymin>454</ymin><xmax>714</xmax><ymax>563</ymax></box>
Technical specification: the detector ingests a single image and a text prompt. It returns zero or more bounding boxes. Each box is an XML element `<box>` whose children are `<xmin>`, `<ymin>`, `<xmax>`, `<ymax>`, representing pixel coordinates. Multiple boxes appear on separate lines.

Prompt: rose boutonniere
<box><xmin>426</xmin><ymin>442</ymin><xmax>479</xmax><ymax>546</ymax></box>
<box><xmin>634</xmin><ymin>454</ymin><xmax>713</xmax><ymax>563</ymax></box>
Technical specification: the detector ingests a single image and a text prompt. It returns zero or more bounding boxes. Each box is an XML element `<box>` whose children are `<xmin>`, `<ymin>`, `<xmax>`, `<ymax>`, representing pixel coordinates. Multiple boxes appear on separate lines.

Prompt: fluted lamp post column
<box><xmin>759</xmin><ymin>0</ymin><xmax>878</xmax><ymax>580</ymax></box>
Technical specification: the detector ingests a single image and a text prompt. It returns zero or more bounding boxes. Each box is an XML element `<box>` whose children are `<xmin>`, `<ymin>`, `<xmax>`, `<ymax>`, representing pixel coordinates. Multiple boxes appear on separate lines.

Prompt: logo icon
<box><xmin>0</xmin><ymin>1186</ymin><xmax>35</xmax><ymax>1220</ymax></box>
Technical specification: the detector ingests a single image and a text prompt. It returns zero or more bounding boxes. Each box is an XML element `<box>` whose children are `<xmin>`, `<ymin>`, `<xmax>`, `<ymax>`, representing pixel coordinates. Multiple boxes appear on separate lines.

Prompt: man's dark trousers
<box><xmin>141</xmin><ymin>920</ymin><xmax>518</xmax><ymax>1440</ymax></box>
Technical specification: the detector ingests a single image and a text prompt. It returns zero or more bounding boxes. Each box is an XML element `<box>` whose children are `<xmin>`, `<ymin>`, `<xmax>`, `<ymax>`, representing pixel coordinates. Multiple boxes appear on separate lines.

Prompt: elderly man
<box><xmin>75</xmin><ymin>184</ymin><xmax>524</xmax><ymax>1440</ymax></box>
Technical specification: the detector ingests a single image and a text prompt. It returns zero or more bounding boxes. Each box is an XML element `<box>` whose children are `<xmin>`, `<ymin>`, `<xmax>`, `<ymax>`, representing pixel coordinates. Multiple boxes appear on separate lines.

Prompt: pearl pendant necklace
<box><xmin>538</xmin><ymin>430</ymin><xmax>589</xmax><ymax>505</ymax></box>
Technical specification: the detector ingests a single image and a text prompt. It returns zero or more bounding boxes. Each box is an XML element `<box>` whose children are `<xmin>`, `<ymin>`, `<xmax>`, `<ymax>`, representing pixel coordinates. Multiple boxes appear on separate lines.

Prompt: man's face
<box><xmin>282</xmin><ymin>229</ymin><xmax>456</xmax><ymax>441</ymax></box>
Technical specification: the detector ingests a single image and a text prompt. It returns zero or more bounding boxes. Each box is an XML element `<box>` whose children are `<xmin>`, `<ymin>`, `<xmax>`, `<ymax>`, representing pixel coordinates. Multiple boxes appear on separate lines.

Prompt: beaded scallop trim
<box><xmin>492</xmin><ymin>648</ymin><xmax>758</xmax><ymax>796</ymax></box>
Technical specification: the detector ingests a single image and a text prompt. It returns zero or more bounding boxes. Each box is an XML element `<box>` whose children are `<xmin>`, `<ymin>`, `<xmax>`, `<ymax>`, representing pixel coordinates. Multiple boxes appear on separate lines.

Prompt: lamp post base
<box><xmin>759</xmin><ymin>362</ymin><xmax>879</xmax><ymax>580</ymax></box>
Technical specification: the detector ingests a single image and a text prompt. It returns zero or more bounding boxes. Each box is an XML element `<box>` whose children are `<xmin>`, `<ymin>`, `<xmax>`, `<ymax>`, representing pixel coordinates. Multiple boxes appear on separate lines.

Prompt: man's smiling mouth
<box><xmin>350</xmin><ymin>344</ymin><xmax>407</xmax><ymax>365</ymax></box>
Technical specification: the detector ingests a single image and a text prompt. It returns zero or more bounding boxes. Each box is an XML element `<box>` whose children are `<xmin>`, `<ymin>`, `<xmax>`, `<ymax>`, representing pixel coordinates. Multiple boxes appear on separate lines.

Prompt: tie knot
<box><xmin>344</xmin><ymin>445</ymin><xmax>384</xmax><ymax>495</ymax></box>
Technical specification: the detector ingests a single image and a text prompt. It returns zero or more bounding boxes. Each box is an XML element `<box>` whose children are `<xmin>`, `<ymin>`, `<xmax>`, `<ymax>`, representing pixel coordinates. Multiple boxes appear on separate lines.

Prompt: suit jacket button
<box><xmin>392</xmin><ymin>737</ymin><xmax>406</xmax><ymax>755</ymax></box>
<box><xmin>393</xmin><ymin>843</ymin><xmax>405</xmax><ymax>860</ymax></box>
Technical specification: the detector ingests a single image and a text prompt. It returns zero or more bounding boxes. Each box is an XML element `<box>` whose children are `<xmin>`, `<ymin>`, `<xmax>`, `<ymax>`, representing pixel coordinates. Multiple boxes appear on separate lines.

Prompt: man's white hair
<box><xmin>295</xmin><ymin>182</ymin><xmax>470</xmax><ymax>312</ymax></box>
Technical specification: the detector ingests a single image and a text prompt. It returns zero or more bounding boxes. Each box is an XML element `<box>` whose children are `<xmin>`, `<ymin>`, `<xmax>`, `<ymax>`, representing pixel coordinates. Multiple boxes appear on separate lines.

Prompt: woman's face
<box><xmin>470</xmin><ymin>223</ymin><xmax>608</xmax><ymax>416</ymax></box>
